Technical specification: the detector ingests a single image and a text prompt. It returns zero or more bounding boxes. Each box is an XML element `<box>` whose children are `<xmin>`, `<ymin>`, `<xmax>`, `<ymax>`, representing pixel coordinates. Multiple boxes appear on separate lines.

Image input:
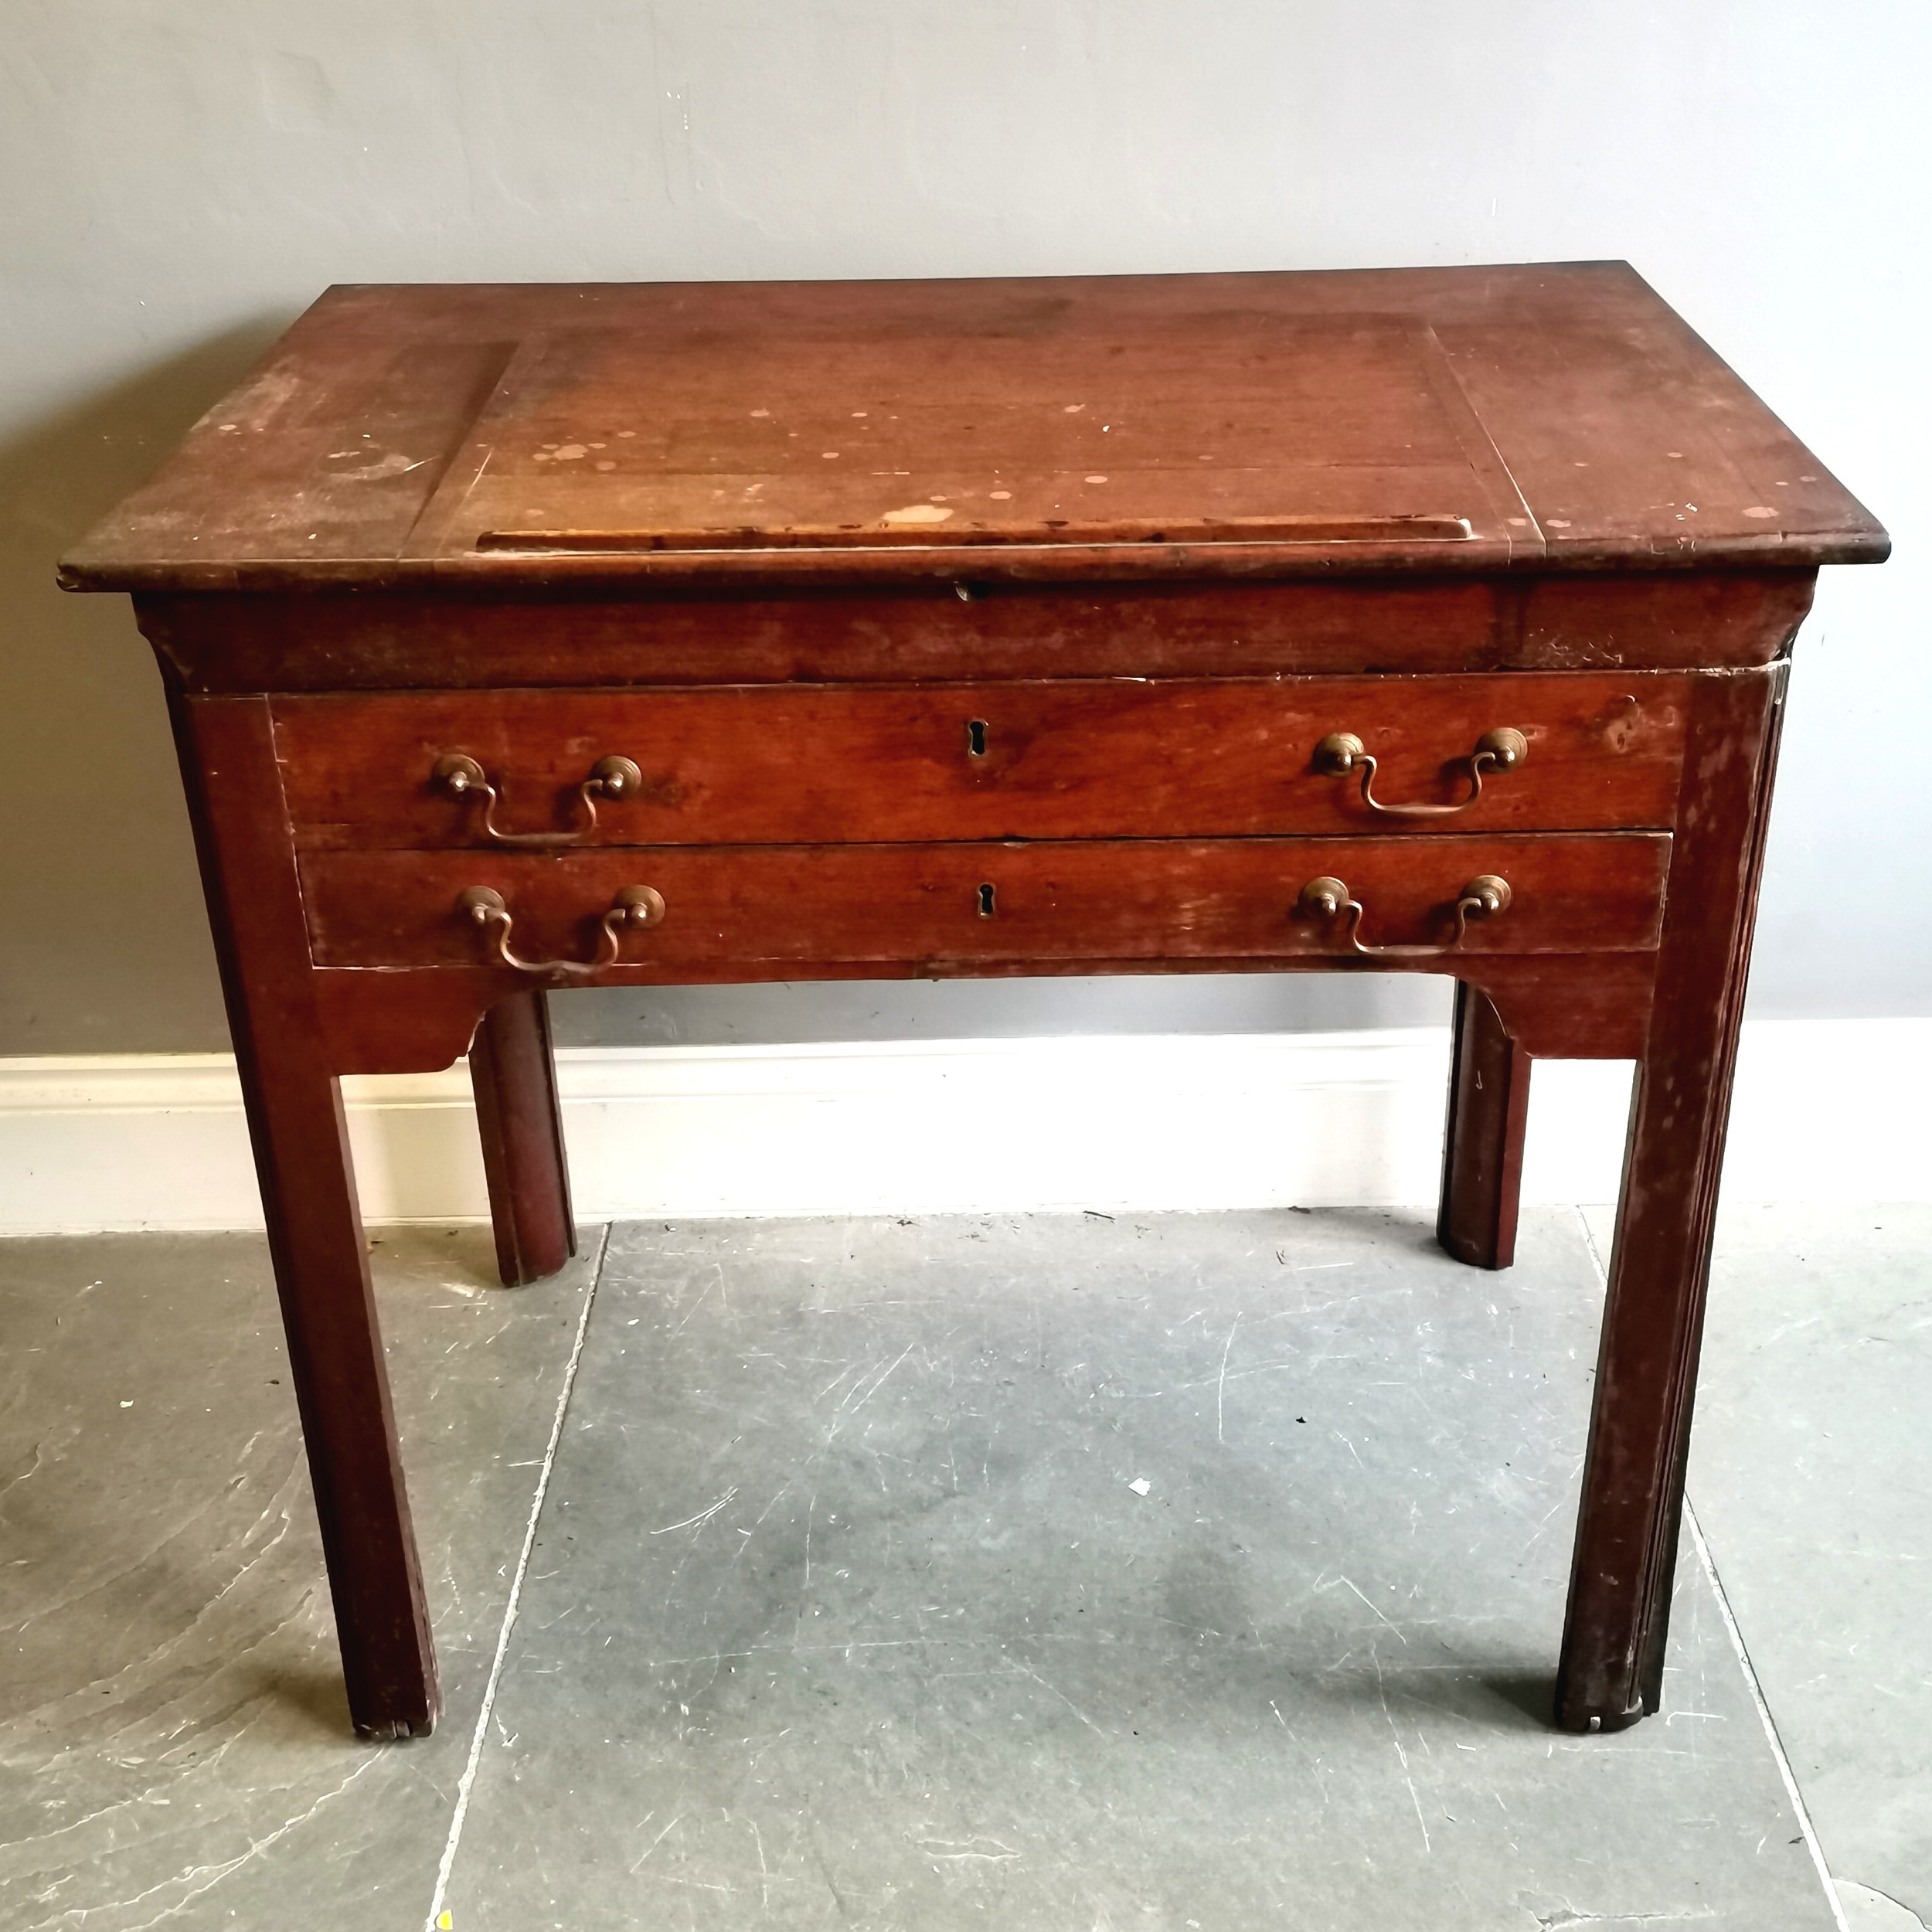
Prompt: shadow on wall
<box><xmin>557</xmin><ymin>974</ymin><xmax>1450</xmax><ymax>1049</ymax></box>
<box><xmin>0</xmin><ymin>321</ymin><xmax>292</xmax><ymax>1055</ymax></box>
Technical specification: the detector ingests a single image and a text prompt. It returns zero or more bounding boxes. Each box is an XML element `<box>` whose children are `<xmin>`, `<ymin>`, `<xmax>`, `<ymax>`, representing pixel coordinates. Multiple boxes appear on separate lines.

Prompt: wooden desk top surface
<box><xmin>61</xmin><ymin>263</ymin><xmax>1885</xmax><ymax>595</ymax></box>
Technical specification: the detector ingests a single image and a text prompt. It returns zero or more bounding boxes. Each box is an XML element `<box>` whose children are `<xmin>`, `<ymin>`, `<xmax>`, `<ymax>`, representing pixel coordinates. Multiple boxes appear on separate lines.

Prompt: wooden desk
<box><xmin>61</xmin><ymin>264</ymin><xmax>1885</xmax><ymax>1740</ymax></box>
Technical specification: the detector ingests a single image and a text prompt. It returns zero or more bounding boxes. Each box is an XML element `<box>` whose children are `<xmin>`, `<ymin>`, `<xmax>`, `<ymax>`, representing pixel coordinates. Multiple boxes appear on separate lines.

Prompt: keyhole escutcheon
<box><xmin>966</xmin><ymin>719</ymin><xmax>988</xmax><ymax>757</ymax></box>
<box><xmin>977</xmin><ymin>882</ymin><xmax>997</xmax><ymax>917</ymax></box>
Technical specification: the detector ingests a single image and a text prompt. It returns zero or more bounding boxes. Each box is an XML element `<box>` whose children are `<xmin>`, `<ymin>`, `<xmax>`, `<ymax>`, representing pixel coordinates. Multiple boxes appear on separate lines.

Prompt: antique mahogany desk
<box><xmin>61</xmin><ymin>265</ymin><xmax>1886</xmax><ymax>1740</ymax></box>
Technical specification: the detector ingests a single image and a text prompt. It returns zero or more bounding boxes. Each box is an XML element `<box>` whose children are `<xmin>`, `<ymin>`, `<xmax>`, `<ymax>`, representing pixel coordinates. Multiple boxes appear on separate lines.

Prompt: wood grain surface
<box><xmin>61</xmin><ymin>267</ymin><xmax>1886</xmax><ymax>595</ymax></box>
<box><xmin>274</xmin><ymin>674</ymin><xmax>1689</xmax><ymax>848</ymax></box>
<box><xmin>138</xmin><ymin>571</ymin><xmax>1819</xmax><ymax>693</ymax></box>
<box><xmin>1438</xmin><ymin>979</ymin><xmax>1534</xmax><ymax>1271</ymax></box>
<box><xmin>1557</xmin><ymin>662</ymin><xmax>1789</xmax><ymax>1730</ymax></box>
<box><xmin>301</xmin><ymin>834</ymin><xmax>1670</xmax><ymax>971</ymax></box>
<box><xmin>468</xmin><ymin>990</ymin><xmax>576</xmax><ymax>1288</ymax></box>
<box><xmin>166</xmin><ymin>696</ymin><xmax>438</xmax><ymax>1736</ymax></box>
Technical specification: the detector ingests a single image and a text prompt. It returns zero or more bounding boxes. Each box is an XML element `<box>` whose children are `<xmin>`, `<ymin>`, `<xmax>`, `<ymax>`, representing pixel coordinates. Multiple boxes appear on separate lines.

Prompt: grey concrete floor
<box><xmin>0</xmin><ymin>1205</ymin><xmax>1923</xmax><ymax>1930</ymax></box>
<box><xmin>1619</xmin><ymin>1204</ymin><xmax>1932</xmax><ymax>1932</ymax></box>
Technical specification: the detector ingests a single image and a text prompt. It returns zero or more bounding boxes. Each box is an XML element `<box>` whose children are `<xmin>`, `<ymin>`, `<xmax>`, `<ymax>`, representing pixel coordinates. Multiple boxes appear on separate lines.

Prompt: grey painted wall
<box><xmin>3</xmin><ymin>1</ymin><xmax>1925</xmax><ymax>1056</ymax></box>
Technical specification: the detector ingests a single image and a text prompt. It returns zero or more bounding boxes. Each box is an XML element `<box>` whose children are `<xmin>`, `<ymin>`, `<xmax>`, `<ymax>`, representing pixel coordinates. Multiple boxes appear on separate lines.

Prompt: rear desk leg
<box><xmin>470</xmin><ymin>990</ymin><xmax>578</xmax><ymax>1287</ymax></box>
<box><xmin>171</xmin><ymin>692</ymin><xmax>438</xmax><ymax>1738</ymax></box>
<box><xmin>1555</xmin><ymin>665</ymin><xmax>1785</xmax><ymax>1732</ymax></box>
<box><xmin>1438</xmin><ymin>979</ymin><xmax>1532</xmax><ymax>1270</ymax></box>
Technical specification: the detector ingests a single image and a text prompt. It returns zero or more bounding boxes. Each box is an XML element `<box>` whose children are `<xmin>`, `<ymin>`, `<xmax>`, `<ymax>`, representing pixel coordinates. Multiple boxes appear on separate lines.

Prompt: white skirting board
<box><xmin>0</xmin><ymin>1019</ymin><xmax>1927</xmax><ymax>1235</ymax></box>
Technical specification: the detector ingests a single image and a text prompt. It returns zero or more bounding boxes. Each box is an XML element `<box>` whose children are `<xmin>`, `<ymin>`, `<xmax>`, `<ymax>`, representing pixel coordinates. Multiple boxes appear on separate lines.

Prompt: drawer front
<box><xmin>274</xmin><ymin>674</ymin><xmax>1688</xmax><ymax>849</ymax></box>
<box><xmin>302</xmin><ymin>834</ymin><xmax>1670</xmax><ymax>971</ymax></box>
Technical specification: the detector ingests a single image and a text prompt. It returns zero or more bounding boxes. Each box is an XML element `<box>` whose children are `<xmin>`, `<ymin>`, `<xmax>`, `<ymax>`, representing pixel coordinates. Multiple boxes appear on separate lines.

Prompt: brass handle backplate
<box><xmin>1313</xmin><ymin>727</ymin><xmax>1526</xmax><ymax>818</ymax></box>
<box><xmin>457</xmin><ymin>884</ymin><xmax>665</xmax><ymax>978</ymax></box>
<box><xmin>433</xmin><ymin>753</ymin><xmax>644</xmax><ymax>848</ymax></box>
<box><xmin>1297</xmin><ymin>872</ymin><xmax>1512</xmax><ymax>958</ymax></box>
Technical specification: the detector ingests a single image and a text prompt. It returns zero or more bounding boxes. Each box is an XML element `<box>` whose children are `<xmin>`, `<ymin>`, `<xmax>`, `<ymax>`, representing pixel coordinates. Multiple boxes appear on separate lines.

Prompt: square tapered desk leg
<box><xmin>1439</xmin><ymin>979</ymin><xmax>1532</xmax><ymax>1270</ymax></box>
<box><xmin>470</xmin><ymin>990</ymin><xmax>578</xmax><ymax>1287</ymax></box>
<box><xmin>1555</xmin><ymin>665</ymin><xmax>1785</xmax><ymax>1732</ymax></box>
<box><xmin>169</xmin><ymin>689</ymin><xmax>440</xmax><ymax>1739</ymax></box>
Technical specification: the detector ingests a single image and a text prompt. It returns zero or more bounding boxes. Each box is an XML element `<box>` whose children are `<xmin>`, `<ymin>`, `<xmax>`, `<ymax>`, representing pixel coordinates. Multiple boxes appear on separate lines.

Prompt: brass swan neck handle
<box><xmin>1313</xmin><ymin>728</ymin><xmax>1527</xmax><ymax>818</ymax></box>
<box><xmin>433</xmin><ymin>753</ymin><xmax>644</xmax><ymax>848</ymax></box>
<box><xmin>457</xmin><ymin>884</ymin><xmax>665</xmax><ymax>978</ymax></box>
<box><xmin>1297</xmin><ymin>873</ymin><xmax>1512</xmax><ymax>958</ymax></box>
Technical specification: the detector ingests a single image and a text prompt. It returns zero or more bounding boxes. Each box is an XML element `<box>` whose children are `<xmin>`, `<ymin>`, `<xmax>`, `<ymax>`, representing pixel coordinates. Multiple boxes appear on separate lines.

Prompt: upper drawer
<box><xmin>273</xmin><ymin>673</ymin><xmax>1688</xmax><ymax>849</ymax></box>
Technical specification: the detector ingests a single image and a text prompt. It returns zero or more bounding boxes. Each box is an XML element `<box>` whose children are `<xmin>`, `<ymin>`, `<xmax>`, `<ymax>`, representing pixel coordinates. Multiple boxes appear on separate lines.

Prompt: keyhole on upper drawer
<box><xmin>977</xmin><ymin>883</ymin><xmax>997</xmax><ymax>917</ymax></box>
<box><xmin>966</xmin><ymin>719</ymin><xmax>988</xmax><ymax>757</ymax></box>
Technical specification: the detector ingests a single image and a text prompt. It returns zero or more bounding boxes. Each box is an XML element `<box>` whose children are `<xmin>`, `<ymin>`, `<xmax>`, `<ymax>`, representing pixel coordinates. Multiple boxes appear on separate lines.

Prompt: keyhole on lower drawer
<box><xmin>966</xmin><ymin>719</ymin><xmax>988</xmax><ymax>757</ymax></box>
<box><xmin>977</xmin><ymin>883</ymin><xmax>997</xmax><ymax>917</ymax></box>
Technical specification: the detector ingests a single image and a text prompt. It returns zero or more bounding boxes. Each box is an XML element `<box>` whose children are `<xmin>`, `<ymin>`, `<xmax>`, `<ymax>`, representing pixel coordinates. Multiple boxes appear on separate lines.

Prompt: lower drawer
<box><xmin>302</xmin><ymin>835</ymin><xmax>1669</xmax><ymax>970</ymax></box>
